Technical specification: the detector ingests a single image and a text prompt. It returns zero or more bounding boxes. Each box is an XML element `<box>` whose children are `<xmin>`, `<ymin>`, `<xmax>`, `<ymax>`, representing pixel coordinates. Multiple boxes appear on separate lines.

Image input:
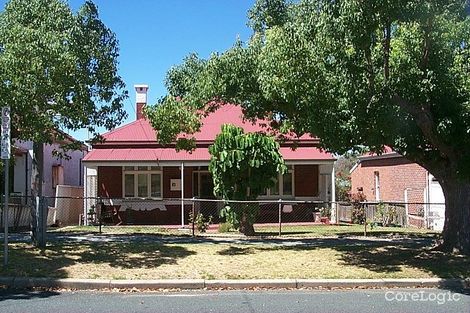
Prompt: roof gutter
<box><xmin>350</xmin><ymin>152</ymin><xmax>402</xmax><ymax>174</ymax></box>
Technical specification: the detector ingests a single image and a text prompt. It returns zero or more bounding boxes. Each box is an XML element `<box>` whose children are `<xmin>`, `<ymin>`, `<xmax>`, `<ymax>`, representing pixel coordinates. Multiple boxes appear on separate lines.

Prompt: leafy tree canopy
<box><xmin>148</xmin><ymin>0</ymin><xmax>469</xmax><ymax>180</ymax></box>
<box><xmin>146</xmin><ymin>0</ymin><xmax>470</xmax><ymax>253</ymax></box>
<box><xmin>209</xmin><ymin>123</ymin><xmax>286</xmax><ymax>234</ymax></box>
<box><xmin>209</xmin><ymin>123</ymin><xmax>286</xmax><ymax>200</ymax></box>
<box><xmin>0</xmin><ymin>0</ymin><xmax>127</xmax><ymax>147</ymax></box>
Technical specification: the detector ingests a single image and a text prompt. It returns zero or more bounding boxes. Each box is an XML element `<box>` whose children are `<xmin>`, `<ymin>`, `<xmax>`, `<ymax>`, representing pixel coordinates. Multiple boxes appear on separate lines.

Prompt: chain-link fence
<box><xmin>1</xmin><ymin>196</ymin><xmax>446</xmax><ymax>238</ymax></box>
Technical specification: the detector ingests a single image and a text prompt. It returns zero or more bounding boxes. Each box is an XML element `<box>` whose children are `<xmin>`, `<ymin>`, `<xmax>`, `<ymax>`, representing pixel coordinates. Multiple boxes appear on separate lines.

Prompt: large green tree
<box><xmin>0</xmin><ymin>0</ymin><xmax>127</xmax><ymax>144</ymax></box>
<box><xmin>0</xmin><ymin>0</ymin><xmax>127</xmax><ymax>244</ymax></box>
<box><xmin>146</xmin><ymin>0</ymin><xmax>470</xmax><ymax>254</ymax></box>
<box><xmin>209</xmin><ymin>124</ymin><xmax>286</xmax><ymax>235</ymax></box>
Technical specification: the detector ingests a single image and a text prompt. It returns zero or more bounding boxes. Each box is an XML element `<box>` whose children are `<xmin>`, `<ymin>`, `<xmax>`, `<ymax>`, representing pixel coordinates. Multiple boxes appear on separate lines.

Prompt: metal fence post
<box><xmin>36</xmin><ymin>196</ymin><xmax>46</xmax><ymax>248</ymax></box>
<box><xmin>98</xmin><ymin>199</ymin><xmax>103</xmax><ymax>234</ymax></box>
<box><xmin>404</xmin><ymin>189</ymin><xmax>410</xmax><ymax>227</ymax></box>
<box><xmin>278</xmin><ymin>199</ymin><xmax>282</xmax><ymax>236</ymax></box>
<box><xmin>363</xmin><ymin>202</ymin><xmax>367</xmax><ymax>237</ymax></box>
<box><xmin>3</xmin><ymin>182</ymin><xmax>8</xmax><ymax>267</ymax></box>
<box><xmin>191</xmin><ymin>198</ymin><xmax>195</xmax><ymax>237</ymax></box>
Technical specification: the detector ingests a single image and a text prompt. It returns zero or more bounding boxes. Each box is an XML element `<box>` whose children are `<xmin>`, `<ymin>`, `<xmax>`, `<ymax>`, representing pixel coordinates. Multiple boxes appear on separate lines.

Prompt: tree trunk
<box><xmin>439</xmin><ymin>178</ymin><xmax>470</xmax><ymax>255</ymax></box>
<box><xmin>239</xmin><ymin>210</ymin><xmax>255</xmax><ymax>236</ymax></box>
<box><xmin>30</xmin><ymin>142</ymin><xmax>43</xmax><ymax>246</ymax></box>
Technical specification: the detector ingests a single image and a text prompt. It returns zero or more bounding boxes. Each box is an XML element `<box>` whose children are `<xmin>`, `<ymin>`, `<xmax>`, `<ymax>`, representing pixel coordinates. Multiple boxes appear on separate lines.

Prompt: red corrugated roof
<box><xmin>101</xmin><ymin>118</ymin><xmax>156</xmax><ymax>142</ymax></box>
<box><xmin>358</xmin><ymin>145</ymin><xmax>397</xmax><ymax>160</ymax></box>
<box><xmin>83</xmin><ymin>146</ymin><xmax>333</xmax><ymax>162</ymax></box>
<box><xmin>102</xmin><ymin>104</ymin><xmax>313</xmax><ymax>142</ymax></box>
<box><xmin>84</xmin><ymin>104</ymin><xmax>334</xmax><ymax>163</ymax></box>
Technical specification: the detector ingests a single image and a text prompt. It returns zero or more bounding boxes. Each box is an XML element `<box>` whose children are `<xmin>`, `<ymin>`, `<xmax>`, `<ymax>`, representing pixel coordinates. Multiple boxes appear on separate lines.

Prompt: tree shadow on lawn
<box><xmin>2</xmin><ymin>242</ymin><xmax>195</xmax><ymax>278</ymax></box>
<box><xmin>332</xmin><ymin>242</ymin><xmax>470</xmax><ymax>278</ymax></box>
<box><xmin>255</xmin><ymin>230</ymin><xmax>439</xmax><ymax>239</ymax></box>
<box><xmin>217</xmin><ymin>246</ymin><xmax>271</xmax><ymax>255</ymax></box>
<box><xmin>215</xmin><ymin>238</ymin><xmax>469</xmax><ymax>279</ymax></box>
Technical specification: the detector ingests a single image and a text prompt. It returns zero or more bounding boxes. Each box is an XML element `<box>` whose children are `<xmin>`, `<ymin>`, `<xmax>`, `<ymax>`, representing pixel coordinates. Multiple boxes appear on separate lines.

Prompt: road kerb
<box><xmin>296</xmin><ymin>279</ymin><xmax>383</xmax><ymax>289</ymax></box>
<box><xmin>0</xmin><ymin>277</ymin><xmax>468</xmax><ymax>290</ymax></box>
<box><xmin>381</xmin><ymin>278</ymin><xmax>467</xmax><ymax>289</ymax></box>
<box><xmin>205</xmin><ymin>279</ymin><xmax>297</xmax><ymax>289</ymax></box>
<box><xmin>110</xmin><ymin>279</ymin><xmax>204</xmax><ymax>290</ymax></box>
<box><xmin>53</xmin><ymin>278</ymin><xmax>111</xmax><ymax>290</ymax></box>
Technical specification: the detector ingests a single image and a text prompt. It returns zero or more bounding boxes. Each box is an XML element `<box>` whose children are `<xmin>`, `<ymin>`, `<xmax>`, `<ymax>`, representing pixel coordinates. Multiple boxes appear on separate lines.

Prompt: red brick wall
<box><xmin>162</xmin><ymin>166</ymin><xmax>194</xmax><ymax>198</ymax></box>
<box><xmin>294</xmin><ymin>165</ymin><xmax>319</xmax><ymax>197</ymax></box>
<box><xmin>98</xmin><ymin>166</ymin><xmax>122</xmax><ymax>197</ymax></box>
<box><xmin>350</xmin><ymin>157</ymin><xmax>427</xmax><ymax>202</ymax></box>
<box><xmin>97</xmin><ymin>165</ymin><xmax>321</xmax><ymax>199</ymax></box>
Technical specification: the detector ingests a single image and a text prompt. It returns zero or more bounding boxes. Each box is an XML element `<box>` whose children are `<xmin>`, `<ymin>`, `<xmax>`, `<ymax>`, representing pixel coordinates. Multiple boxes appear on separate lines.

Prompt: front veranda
<box><xmin>82</xmin><ymin>161</ymin><xmax>336</xmax><ymax>226</ymax></box>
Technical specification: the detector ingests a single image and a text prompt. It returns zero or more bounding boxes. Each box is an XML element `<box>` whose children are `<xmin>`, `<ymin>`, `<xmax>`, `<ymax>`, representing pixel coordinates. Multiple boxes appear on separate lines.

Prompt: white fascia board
<box><xmin>357</xmin><ymin>152</ymin><xmax>401</xmax><ymax>161</ymax></box>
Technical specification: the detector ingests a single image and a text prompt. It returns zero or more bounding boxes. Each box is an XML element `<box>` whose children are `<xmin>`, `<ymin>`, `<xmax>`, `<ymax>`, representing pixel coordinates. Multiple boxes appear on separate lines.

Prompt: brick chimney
<box><xmin>134</xmin><ymin>84</ymin><xmax>149</xmax><ymax>120</ymax></box>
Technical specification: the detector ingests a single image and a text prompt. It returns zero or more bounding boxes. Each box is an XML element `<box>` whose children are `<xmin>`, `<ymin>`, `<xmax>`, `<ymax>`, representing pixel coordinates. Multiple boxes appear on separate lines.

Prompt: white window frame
<box><xmin>259</xmin><ymin>165</ymin><xmax>295</xmax><ymax>198</ymax></box>
<box><xmin>374</xmin><ymin>171</ymin><xmax>380</xmax><ymax>201</ymax></box>
<box><xmin>122</xmin><ymin>166</ymin><xmax>163</xmax><ymax>199</ymax></box>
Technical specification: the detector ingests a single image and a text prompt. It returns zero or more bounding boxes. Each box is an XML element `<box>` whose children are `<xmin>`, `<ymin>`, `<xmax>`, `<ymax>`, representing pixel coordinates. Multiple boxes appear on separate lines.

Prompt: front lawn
<box><xmin>1</xmin><ymin>238</ymin><xmax>467</xmax><ymax>280</ymax></box>
<box><xmin>51</xmin><ymin>223</ymin><xmax>439</xmax><ymax>239</ymax></box>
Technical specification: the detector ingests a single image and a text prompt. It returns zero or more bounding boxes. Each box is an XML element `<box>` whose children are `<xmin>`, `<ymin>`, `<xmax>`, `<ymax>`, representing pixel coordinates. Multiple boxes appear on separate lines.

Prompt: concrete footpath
<box><xmin>0</xmin><ymin>277</ymin><xmax>469</xmax><ymax>290</ymax></box>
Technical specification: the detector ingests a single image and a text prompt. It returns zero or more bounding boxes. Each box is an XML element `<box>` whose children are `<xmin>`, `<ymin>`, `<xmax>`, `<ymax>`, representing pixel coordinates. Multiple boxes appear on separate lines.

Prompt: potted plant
<box><xmin>320</xmin><ymin>206</ymin><xmax>331</xmax><ymax>224</ymax></box>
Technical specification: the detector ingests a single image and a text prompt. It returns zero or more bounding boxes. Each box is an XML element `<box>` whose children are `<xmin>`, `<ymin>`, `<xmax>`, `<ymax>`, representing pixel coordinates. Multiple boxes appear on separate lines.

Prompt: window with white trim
<box><xmin>261</xmin><ymin>165</ymin><xmax>294</xmax><ymax>197</ymax></box>
<box><xmin>123</xmin><ymin>166</ymin><xmax>162</xmax><ymax>198</ymax></box>
<box><xmin>374</xmin><ymin>171</ymin><xmax>380</xmax><ymax>201</ymax></box>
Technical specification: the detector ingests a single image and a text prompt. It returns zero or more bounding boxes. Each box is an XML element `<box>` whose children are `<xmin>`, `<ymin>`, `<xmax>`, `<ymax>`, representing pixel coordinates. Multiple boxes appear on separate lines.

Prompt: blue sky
<box><xmin>1</xmin><ymin>0</ymin><xmax>255</xmax><ymax>140</ymax></box>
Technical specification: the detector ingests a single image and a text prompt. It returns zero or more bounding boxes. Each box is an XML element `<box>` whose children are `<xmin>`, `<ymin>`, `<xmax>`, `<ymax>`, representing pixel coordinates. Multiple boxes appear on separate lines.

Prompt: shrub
<box><xmin>189</xmin><ymin>212</ymin><xmax>213</xmax><ymax>233</ymax></box>
<box><xmin>350</xmin><ymin>192</ymin><xmax>367</xmax><ymax>224</ymax></box>
<box><xmin>320</xmin><ymin>206</ymin><xmax>331</xmax><ymax>218</ymax></box>
<box><xmin>376</xmin><ymin>202</ymin><xmax>398</xmax><ymax>226</ymax></box>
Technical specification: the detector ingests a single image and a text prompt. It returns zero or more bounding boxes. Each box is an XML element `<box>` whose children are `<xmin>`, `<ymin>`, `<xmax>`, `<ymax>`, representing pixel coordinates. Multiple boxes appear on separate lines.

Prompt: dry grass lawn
<box><xmin>52</xmin><ymin>224</ymin><xmax>439</xmax><ymax>238</ymax></box>
<box><xmin>1</xmin><ymin>238</ymin><xmax>468</xmax><ymax>280</ymax></box>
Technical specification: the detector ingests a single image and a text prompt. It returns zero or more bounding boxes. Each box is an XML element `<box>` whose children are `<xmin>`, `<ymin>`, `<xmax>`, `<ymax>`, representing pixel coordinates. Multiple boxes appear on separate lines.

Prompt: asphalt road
<box><xmin>0</xmin><ymin>288</ymin><xmax>469</xmax><ymax>313</ymax></box>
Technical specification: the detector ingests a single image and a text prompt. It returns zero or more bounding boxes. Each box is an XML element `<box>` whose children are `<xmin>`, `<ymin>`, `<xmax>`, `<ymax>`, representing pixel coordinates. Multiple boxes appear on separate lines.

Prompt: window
<box><xmin>52</xmin><ymin>165</ymin><xmax>64</xmax><ymax>189</ymax></box>
<box><xmin>374</xmin><ymin>171</ymin><xmax>380</xmax><ymax>201</ymax></box>
<box><xmin>261</xmin><ymin>165</ymin><xmax>294</xmax><ymax>197</ymax></box>
<box><xmin>123</xmin><ymin>166</ymin><xmax>162</xmax><ymax>198</ymax></box>
<box><xmin>282</xmin><ymin>170</ymin><xmax>293</xmax><ymax>196</ymax></box>
<box><xmin>192</xmin><ymin>170</ymin><xmax>215</xmax><ymax>199</ymax></box>
<box><xmin>269</xmin><ymin>178</ymin><xmax>280</xmax><ymax>196</ymax></box>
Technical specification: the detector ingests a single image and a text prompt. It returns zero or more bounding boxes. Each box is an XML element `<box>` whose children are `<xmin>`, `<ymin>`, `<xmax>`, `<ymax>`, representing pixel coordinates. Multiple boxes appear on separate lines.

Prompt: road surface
<box><xmin>0</xmin><ymin>288</ymin><xmax>468</xmax><ymax>313</ymax></box>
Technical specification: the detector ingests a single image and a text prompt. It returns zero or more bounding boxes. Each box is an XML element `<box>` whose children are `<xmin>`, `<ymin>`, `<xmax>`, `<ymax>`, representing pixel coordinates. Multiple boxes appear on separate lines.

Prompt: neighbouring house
<box><xmin>6</xmin><ymin>135</ymin><xmax>88</xmax><ymax>227</ymax></box>
<box><xmin>82</xmin><ymin>85</ymin><xmax>336</xmax><ymax>226</ymax></box>
<box><xmin>349</xmin><ymin>148</ymin><xmax>445</xmax><ymax>230</ymax></box>
<box><xmin>11</xmin><ymin>138</ymin><xmax>87</xmax><ymax>200</ymax></box>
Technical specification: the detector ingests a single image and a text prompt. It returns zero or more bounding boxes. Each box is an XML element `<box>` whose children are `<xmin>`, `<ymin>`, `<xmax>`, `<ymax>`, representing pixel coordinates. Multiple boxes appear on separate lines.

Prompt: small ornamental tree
<box><xmin>209</xmin><ymin>124</ymin><xmax>286</xmax><ymax>235</ymax></box>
